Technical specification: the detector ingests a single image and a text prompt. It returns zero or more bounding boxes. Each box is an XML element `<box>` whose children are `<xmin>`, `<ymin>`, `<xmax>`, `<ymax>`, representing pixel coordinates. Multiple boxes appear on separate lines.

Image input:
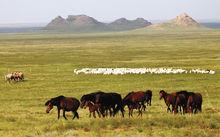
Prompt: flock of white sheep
<box><xmin>74</xmin><ymin>68</ymin><xmax>215</xmax><ymax>75</ymax></box>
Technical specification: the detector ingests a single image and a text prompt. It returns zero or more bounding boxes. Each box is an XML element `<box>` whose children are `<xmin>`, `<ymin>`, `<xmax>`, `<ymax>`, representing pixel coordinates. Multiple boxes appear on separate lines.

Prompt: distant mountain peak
<box><xmin>146</xmin><ymin>13</ymin><xmax>202</xmax><ymax>30</ymax></box>
<box><xmin>171</xmin><ymin>13</ymin><xmax>199</xmax><ymax>27</ymax></box>
<box><xmin>66</xmin><ymin>15</ymin><xmax>101</xmax><ymax>27</ymax></box>
<box><xmin>113</xmin><ymin>18</ymin><xmax>130</xmax><ymax>24</ymax></box>
<box><xmin>46</xmin><ymin>16</ymin><xmax>68</xmax><ymax>29</ymax></box>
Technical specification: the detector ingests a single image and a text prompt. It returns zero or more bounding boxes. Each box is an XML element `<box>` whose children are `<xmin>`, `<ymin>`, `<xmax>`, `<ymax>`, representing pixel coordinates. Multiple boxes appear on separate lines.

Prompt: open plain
<box><xmin>0</xmin><ymin>30</ymin><xmax>220</xmax><ymax>137</ymax></box>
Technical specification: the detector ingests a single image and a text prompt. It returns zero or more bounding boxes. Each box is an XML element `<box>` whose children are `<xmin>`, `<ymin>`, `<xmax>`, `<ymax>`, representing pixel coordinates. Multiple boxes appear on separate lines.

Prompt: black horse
<box><xmin>145</xmin><ymin>90</ymin><xmax>153</xmax><ymax>106</ymax></box>
<box><xmin>45</xmin><ymin>95</ymin><xmax>80</xmax><ymax>120</ymax></box>
<box><xmin>80</xmin><ymin>91</ymin><xmax>124</xmax><ymax>117</ymax></box>
<box><xmin>96</xmin><ymin>92</ymin><xmax>124</xmax><ymax>117</ymax></box>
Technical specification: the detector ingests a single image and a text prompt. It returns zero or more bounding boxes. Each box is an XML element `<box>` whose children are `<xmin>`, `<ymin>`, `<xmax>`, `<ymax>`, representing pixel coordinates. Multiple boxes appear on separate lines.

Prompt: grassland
<box><xmin>0</xmin><ymin>30</ymin><xmax>220</xmax><ymax>137</ymax></box>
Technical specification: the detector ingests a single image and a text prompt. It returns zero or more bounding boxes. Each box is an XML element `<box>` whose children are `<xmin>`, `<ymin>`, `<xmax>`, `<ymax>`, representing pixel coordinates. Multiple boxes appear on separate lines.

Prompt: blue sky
<box><xmin>0</xmin><ymin>0</ymin><xmax>220</xmax><ymax>24</ymax></box>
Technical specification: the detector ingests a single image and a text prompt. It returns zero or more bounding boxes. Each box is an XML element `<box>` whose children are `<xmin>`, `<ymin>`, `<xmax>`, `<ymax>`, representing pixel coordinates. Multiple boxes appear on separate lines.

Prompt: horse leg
<box><xmin>72</xmin><ymin>111</ymin><xmax>79</xmax><ymax>119</ymax></box>
<box><xmin>120</xmin><ymin>107</ymin><xmax>124</xmax><ymax>117</ymax></box>
<box><xmin>141</xmin><ymin>102</ymin><xmax>146</xmax><ymax>111</ymax></box>
<box><xmin>57</xmin><ymin>109</ymin><xmax>60</xmax><ymax>119</ymax></box>
<box><xmin>167</xmin><ymin>104</ymin><xmax>171</xmax><ymax>113</ymax></box>
<box><xmin>99</xmin><ymin>108</ymin><xmax>105</xmax><ymax>117</ymax></box>
<box><xmin>139</xmin><ymin>109</ymin><xmax>142</xmax><ymax>117</ymax></box>
<box><xmin>93</xmin><ymin>111</ymin><xmax>96</xmax><ymax>118</ymax></box>
<box><xmin>128</xmin><ymin>108</ymin><xmax>131</xmax><ymax>117</ymax></box>
<box><xmin>97</xmin><ymin>110</ymin><xmax>101</xmax><ymax>118</ymax></box>
<box><xmin>76</xmin><ymin>111</ymin><xmax>79</xmax><ymax>119</ymax></box>
<box><xmin>63</xmin><ymin>110</ymin><xmax>67</xmax><ymax>120</ymax></box>
<box><xmin>131</xmin><ymin>109</ymin><xmax>134</xmax><ymax>117</ymax></box>
<box><xmin>138</xmin><ymin>109</ymin><xmax>141</xmax><ymax>117</ymax></box>
<box><xmin>109</xmin><ymin>108</ymin><xmax>113</xmax><ymax>117</ymax></box>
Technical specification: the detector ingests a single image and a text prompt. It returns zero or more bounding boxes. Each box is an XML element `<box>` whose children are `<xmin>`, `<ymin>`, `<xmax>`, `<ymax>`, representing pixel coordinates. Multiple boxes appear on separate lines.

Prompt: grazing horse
<box><xmin>187</xmin><ymin>93</ymin><xmax>202</xmax><ymax>114</ymax></box>
<box><xmin>159</xmin><ymin>90</ymin><xmax>176</xmax><ymax>113</ymax></box>
<box><xmin>84</xmin><ymin>101</ymin><xmax>101</xmax><ymax>118</ymax></box>
<box><xmin>45</xmin><ymin>95</ymin><xmax>80</xmax><ymax>120</ymax></box>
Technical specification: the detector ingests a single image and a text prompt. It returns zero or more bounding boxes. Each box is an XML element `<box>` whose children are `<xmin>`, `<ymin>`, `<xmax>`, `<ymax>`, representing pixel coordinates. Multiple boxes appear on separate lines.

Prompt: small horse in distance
<box><xmin>45</xmin><ymin>95</ymin><xmax>80</xmax><ymax>120</ymax></box>
<box><xmin>5</xmin><ymin>71</ymin><xmax>24</xmax><ymax>83</ymax></box>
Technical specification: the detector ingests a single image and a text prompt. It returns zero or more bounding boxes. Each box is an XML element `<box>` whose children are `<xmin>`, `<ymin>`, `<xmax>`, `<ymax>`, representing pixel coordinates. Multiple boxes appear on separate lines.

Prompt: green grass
<box><xmin>0</xmin><ymin>30</ymin><xmax>220</xmax><ymax>137</ymax></box>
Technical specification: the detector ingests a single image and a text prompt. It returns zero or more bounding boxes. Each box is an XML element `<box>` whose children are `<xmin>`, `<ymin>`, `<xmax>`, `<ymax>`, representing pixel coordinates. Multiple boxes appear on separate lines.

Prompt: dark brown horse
<box><xmin>45</xmin><ymin>95</ymin><xmax>80</xmax><ymax>120</ymax></box>
<box><xmin>127</xmin><ymin>102</ymin><xmax>142</xmax><ymax>117</ymax></box>
<box><xmin>80</xmin><ymin>91</ymin><xmax>104</xmax><ymax>108</ymax></box>
<box><xmin>96</xmin><ymin>92</ymin><xmax>124</xmax><ymax>117</ymax></box>
<box><xmin>159</xmin><ymin>90</ymin><xmax>176</xmax><ymax>113</ymax></box>
<box><xmin>145</xmin><ymin>90</ymin><xmax>152</xmax><ymax>106</ymax></box>
<box><xmin>187</xmin><ymin>93</ymin><xmax>202</xmax><ymax>114</ymax></box>
<box><xmin>173</xmin><ymin>94</ymin><xmax>187</xmax><ymax>114</ymax></box>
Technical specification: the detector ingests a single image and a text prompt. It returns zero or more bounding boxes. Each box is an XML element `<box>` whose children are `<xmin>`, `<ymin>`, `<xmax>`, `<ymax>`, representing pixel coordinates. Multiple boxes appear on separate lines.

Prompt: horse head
<box><xmin>159</xmin><ymin>90</ymin><xmax>166</xmax><ymax>100</ymax></box>
<box><xmin>45</xmin><ymin>96</ymin><xmax>64</xmax><ymax>113</ymax></box>
<box><xmin>45</xmin><ymin>100</ymin><xmax>54</xmax><ymax>113</ymax></box>
<box><xmin>80</xmin><ymin>95</ymin><xmax>87</xmax><ymax>108</ymax></box>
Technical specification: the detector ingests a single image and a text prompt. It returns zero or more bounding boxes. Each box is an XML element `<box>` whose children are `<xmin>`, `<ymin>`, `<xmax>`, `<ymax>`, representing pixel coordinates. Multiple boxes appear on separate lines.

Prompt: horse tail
<box><xmin>113</xmin><ymin>95</ymin><xmax>125</xmax><ymax>116</ymax></box>
<box><xmin>114</xmin><ymin>103</ymin><xmax>124</xmax><ymax>116</ymax></box>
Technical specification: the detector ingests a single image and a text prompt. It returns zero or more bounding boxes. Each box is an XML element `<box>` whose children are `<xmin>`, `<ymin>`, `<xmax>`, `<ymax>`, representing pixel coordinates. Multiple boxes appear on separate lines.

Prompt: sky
<box><xmin>0</xmin><ymin>0</ymin><xmax>220</xmax><ymax>24</ymax></box>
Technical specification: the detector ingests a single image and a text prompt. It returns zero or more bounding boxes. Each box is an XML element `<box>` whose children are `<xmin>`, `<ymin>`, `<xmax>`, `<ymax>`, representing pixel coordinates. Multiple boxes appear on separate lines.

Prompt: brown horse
<box><xmin>123</xmin><ymin>90</ymin><xmax>152</xmax><ymax>112</ymax></box>
<box><xmin>45</xmin><ymin>95</ymin><xmax>80</xmax><ymax>120</ymax></box>
<box><xmin>84</xmin><ymin>101</ymin><xmax>101</xmax><ymax>118</ymax></box>
<box><xmin>159</xmin><ymin>90</ymin><xmax>176</xmax><ymax>113</ymax></box>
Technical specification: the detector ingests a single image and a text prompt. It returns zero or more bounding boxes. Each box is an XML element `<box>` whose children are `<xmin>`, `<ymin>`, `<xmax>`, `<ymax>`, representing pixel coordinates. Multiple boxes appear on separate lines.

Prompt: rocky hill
<box><xmin>46</xmin><ymin>16</ymin><xmax>69</xmax><ymax>29</ymax></box>
<box><xmin>45</xmin><ymin>15</ymin><xmax>151</xmax><ymax>32</ymax></box>
<box><xmin>107</xmin><ymin>18</ymin><xmax>151</xmax><ymax>31</ymax></box>
<box><xmin>147</xmin><ymin>13</ymin><xmax>201</xmax><ymax>30</ymax></box>
<box><xmin>45</xmin><ymin>15</ymin><xmax>107</xmax><ymax>32</ymax></box>
<box><xmin>170</xmin><ymin>13</ymin><xmax>200</xmax><ymax>27</ymax></box>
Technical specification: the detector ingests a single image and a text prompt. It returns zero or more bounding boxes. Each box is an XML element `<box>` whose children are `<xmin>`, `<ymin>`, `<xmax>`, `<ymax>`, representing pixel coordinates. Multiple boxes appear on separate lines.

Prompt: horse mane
<box><xmin>49</xmin><ymin>95</ymin><xmax>65</xmax><ymax>106</ymax></box>
<box><xmin>45</xmin><ymin>100</ymin><xmax>50</xmax><ymax>106</ymax></box>
<box><xmin>145</xmin><ymin>90</ymin><xmax>152</xmax><ymax>93</ymax></box>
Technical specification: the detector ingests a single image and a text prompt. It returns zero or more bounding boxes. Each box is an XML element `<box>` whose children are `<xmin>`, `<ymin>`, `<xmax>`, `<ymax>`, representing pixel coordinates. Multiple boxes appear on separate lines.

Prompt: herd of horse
<box><xmin>4</xmin><ymin>72</ymin><xmax>24</xmax><ymax>82</ymax></box>
<box><xmin>45</xmin><ymin>90</ymin><xmax>202</xmax><ymax>119</ymax></box>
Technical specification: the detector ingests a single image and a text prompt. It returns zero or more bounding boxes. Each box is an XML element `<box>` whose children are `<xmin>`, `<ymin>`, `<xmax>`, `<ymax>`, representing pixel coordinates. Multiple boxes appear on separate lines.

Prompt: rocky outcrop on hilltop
<box><xmin>108</xmin><ymin>17</ymin><xmax>151</xmax><ymax>31</ymax></box>
<box><xmin>171</xmin><ymin>13</ymin><xmax>200</xmax><ymax>27</ymax></box>
<box><xmin>45</xmin><ymin>15</ymin><xmax>151</xmax><ymax>32</ymax></box>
